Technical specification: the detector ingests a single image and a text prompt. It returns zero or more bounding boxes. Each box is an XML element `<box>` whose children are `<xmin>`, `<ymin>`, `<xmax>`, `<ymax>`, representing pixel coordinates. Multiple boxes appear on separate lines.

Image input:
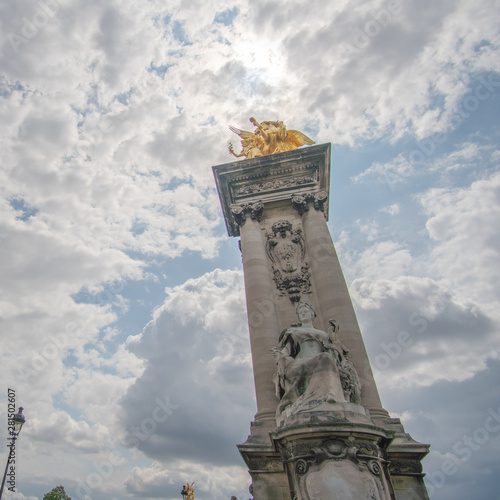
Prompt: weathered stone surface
<box><xmin>212</xmin><ymin>144</ymin><xmax>331</xmax><ymax>237</ymax></box>
<box><xmin>213</xmin><ymin>144</ymin><xmax>431</xmax><ymax>500</ymax></box>
<box><xmin>273</xmin><ymin>426</ymin><xmax>394</xmax><ymax>500</ymax></box>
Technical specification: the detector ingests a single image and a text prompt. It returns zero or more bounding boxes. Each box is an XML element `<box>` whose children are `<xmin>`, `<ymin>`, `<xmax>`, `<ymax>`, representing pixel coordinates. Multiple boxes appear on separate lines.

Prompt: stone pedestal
<box><xmin>272</xmin><ymin>408</ymin><xmax>395</xmax><ymax>500</ymax></box>
<box><xmin>213</xmin><ymin>144</ymin><xmax>430</xmax><ymax>500</ymax></box>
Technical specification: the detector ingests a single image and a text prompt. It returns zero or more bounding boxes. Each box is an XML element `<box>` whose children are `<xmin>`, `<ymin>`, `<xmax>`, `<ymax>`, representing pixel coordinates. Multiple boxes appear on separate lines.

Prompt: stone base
<box><xmin>373</xmin><ymin>415</ymin><xmax>431</xmax><ymax>500</ymax></box>
<box><xmin>239</xmin><ymin>408</ymin><xmax>431</xmax><ymax>499</ymax></box>
<box><xmin>278</xmin><ymin>401</ymin><xmax>374</xmax><ymax>429</ymax></box>
<box><xmin>272</xmin><ymin>414</ymin><xmax>395</xmax><ymax>500</ymax></box>
<box><xmin>238</xmin><ymin>413</ymin><xmax>292</xmax><ymax>500</ymax></box>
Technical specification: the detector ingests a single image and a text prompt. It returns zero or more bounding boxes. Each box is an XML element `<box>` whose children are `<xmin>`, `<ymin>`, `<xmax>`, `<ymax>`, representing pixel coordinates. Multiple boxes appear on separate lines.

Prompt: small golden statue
<box><xmin>181</xmin><ymin>482</ymin><xmax>196</xmax><ymax>499</ymax></box>
<box><xmin>228</xmin><ymin>117</ymin><xmax>315</xmax><ymax>159</ymax></box>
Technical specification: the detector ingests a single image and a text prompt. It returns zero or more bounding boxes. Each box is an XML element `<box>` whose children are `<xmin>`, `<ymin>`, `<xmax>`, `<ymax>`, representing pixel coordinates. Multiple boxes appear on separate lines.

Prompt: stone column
<box><xmin>293</xmin><ymin>192</ymin><xmax>387</xmax><ymax>417</ymax></box>
<box><xmin>213</xmin><ymin>144</ymin><xmax>430</xmax><ymax>500</ymax></box>
<box><xmin>232</xmin><ymin>203</ymin><xmax>291</xmax><ymax>500</ymax></box>
<box><xmin>233</xmin><ymin>203</ymin><xmax>281</xmax><ymax>429</ymax></box>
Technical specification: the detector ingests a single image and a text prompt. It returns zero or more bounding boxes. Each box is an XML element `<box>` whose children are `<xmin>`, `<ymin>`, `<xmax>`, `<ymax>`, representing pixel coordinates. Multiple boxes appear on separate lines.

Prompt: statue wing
<box><xmin>286</xmin><ymin>129</ymin><xmax>315</xmax><ymax>148</ymax></box>
<box><xmin>229</xmin><ymin>125</ymin><xmax>257</xmax><ymax>147</ymax></box>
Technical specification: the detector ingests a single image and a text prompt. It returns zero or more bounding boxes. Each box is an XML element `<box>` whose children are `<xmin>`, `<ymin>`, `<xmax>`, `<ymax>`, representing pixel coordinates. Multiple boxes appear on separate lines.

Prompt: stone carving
<box><xmin>388</xmin><ymin>459</ymin><xmax>423</xmax><ymax>475</ymax></box>
<box><xmin>246</xmin><ymin>457</ymin><xmax>284</xmax><ymax>473</ymax></box>
<box><xmin>230</xmin><ymin>201</ymin><xmax>264</xmax><ymax>226</ymax></box>
<box><xmin>282</xmin><ymin>437</ymin><xmax>382</xmax><ymax>474</ymax></box>
<box><xmin>327</xmin><ymin>319</ymin><xmax>362</xmax><ymax>405</ymax></box>
<box><xmin>266</xmin><ymin>220</ymin><xmax>311</xmax><ymax>302</ymax></box>
<box><xmin>229</xmin><ymin>117</ymin><xmax>315</xmax><ymax>158</ymax></box>
<box><xmin>272</xmin><ymin>302</ymin><xmax>347</xmax><ymax>425</ymax></box>
<box><xmin>272</xmin><ymin>263</ymin><xmax>311</xmax><ymax>303</ymax></box>
<box><xmin>235</xmin><ymin>175</ymin><xmax>315</xmax><ymax>196</ymax></box>
<box><xmin>291</xmin><ymin>191</ymin><xmax>328</xmax><ymax>216</ymax></box>
<box><xmin>279</xmin><ymin>437</ymin><xmax>390</xmax><ymax>500</ymax></box>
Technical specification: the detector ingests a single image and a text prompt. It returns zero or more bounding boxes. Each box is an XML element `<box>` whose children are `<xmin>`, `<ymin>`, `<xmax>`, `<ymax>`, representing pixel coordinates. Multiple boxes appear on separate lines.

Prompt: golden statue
<box><xmin>228</xmin><ymin>117</ymin><xmax>315</xmax><ymax>159</ymax></box>
<box><xmin>181</xmin><ymin>482</ymin><xmax>196</xmax><ymax>499</ymax></box>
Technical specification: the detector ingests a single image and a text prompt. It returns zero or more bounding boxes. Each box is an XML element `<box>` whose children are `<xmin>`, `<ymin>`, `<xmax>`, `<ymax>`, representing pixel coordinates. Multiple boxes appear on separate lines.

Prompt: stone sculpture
<box><xmin>272</xmin><ymin>302</ymin><xmax>347</xmax><ymax>425</ymax></box>
<box><xmin>229</xmin><ymin>117</ymin><xmax>315</xmax><ymax>158</ymax></box>
<box><xmin>327</xmin><ymin>319</ymin><xmax>362</xmax><ymax>405</ymax></box>
<box><xmin>272</xmin><ymin>303</ymin><xmax>364</xmax><ymax>425</ymax></box>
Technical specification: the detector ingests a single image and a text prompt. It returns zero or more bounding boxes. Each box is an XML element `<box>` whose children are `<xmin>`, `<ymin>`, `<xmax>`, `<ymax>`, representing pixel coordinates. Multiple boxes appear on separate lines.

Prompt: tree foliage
<box><xmin>43</xmin><ymin>486</ymin><xmax>71</xmax><ymax>500</ymax></box>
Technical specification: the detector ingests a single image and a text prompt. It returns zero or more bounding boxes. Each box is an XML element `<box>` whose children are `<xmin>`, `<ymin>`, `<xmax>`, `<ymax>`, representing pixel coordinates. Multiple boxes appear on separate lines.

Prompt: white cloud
<box><xmin>24</xmin><ymin>409</ymin><xmax>112</xmax><ymax>453</ymax></box>
<box><xmin>339</xmin><ymin>170</ymin><xmax>500</xmax><ymax>389</ymax></box>
<box><xmin>420</xmin><ymin>170</ymin><xmax>500</xmax><ymax>317</ymax></box>
<box><xmin>380</xmin><ymin>203</ymin><xmax>400</xmax><ymax>215</ymax></box>
<box><xmin>1</xmin><ymin>0</ymin><xmax>500</xmax><ymax>498</ymax></box>
<box><xmin>120</xmin><ymin>269</ymin><xmax>254</xmax><ymax>475</ymax></box>
<box><xmin>352</xmin><ymin>275</ymin><xmax>498</xmax><ymax>388</ymax></box>
<box><xmin>125</xmin><ymin>461</ymin><xmax>249</xmax><ymax>500</ymax></box>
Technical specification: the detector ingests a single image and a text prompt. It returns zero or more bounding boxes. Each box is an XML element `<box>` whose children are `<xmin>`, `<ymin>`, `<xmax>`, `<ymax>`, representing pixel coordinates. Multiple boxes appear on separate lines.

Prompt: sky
<box><xmin>0</xmin><ymin>0</ymin><xmax>499</xmax><ymax>499</ymax></box>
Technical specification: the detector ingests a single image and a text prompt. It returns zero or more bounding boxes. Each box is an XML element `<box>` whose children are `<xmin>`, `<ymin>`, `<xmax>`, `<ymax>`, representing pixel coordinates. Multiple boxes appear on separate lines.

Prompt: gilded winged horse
<box><xmin>229</xmin><ymin>117</ymin><xmax>315</xmax><ymax>159</ymax></box>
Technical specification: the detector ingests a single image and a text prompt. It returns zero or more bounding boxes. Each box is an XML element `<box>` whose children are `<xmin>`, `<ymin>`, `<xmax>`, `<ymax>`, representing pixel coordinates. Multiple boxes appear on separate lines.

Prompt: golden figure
<box><xmin>181</xmin><ymin>482</ymin><xmax>196</xmax><ymax>499</ymax></box>
<box><xmin>229</xmin><ymin>117</ymin><xmax>315</xmax><ymax>159</ymax></box>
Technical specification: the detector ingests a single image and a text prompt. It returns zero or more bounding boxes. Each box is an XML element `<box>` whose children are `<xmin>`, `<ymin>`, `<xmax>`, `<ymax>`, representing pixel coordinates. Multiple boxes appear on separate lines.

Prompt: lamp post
<box><xmin>0</xmin><ymin>407</ymin><xmax>26</xmax><ymax>499</ymax></box>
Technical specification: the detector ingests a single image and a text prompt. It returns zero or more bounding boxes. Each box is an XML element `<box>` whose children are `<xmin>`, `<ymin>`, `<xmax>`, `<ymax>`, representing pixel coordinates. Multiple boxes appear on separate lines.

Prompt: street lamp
<box><xmin>0</xmin><ymin>407</ymin><xmax>26</xmax><ymax>500</ymax></box>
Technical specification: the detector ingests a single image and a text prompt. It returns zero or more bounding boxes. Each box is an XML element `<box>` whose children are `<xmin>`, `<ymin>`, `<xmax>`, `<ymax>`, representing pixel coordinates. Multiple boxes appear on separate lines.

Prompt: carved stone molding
<box><xmin>213</xmin><ymin>143</ymin><xmax>331</xmax><ymax>237</ymax></box>
<box><xmin>246</xmin><ymin>457</ymin><xmax>285</xmax><ymax>473</ymax></box>
<box><xmin>277</xmin><ymin>436</ymin><xmax>391</xmax><ymax>500</ymax></box>
<box><xmin>291</xmin><ymin>190</ymin><xmax>328</xmax><ymax>216</ymax></box>
<box><xmin>282</xmin><ymin>437</ymin><xmax>382</xmax><ymax>473</ymax></box>
<box><xmin>266</xmin><ymin>220</ymin><xmax>311</xmax><ymax>302</ymax></box>
<box><xmin>230</xmin><ymin>201</ymin><xmax>264</xmax><ymax>226</ymax></box>
<box><xmin>388</xmin><ymin>459</ymin><xmax>423</xmax><ymax>475</ymax></box>
<box><xmin>235</xmin><ymin>174</ymin><xmax>316</xmax><ymax>197</ymax></box>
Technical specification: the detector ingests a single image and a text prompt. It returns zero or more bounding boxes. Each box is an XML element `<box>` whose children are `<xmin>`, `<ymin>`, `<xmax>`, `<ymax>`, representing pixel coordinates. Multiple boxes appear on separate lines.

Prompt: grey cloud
<box><xmin>1</xmin><ymin>0</ymin><xmax>499</xmax><ymax>498</ymax></box>
<box><xmin>353</xmin><ymin>275</ymin><xmax>498</xmax><ymax>380</ymax></box>
<box><xmin>120</xmin><ymin>269</ymin><xmax>254</xmax><ymax>466</ymax></box>
<box><xmin>380</xmin><ymin>360</ymin><xmax>500</xmax><ymax>500</ymax></box>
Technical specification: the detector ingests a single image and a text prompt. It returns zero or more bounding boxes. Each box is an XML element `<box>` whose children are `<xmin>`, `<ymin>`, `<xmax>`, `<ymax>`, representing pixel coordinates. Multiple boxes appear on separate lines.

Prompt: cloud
<box><xmin>125</xmin><ymin>461</ymin><xmax>250</xmax><ymax>500</ymax></box>
<box><xmin>352</xmin><ymin>275</ymin><xmax>498</xmax><ymax>388</ymax></box>
<box><xmin>23</xmin><ymin>409</ymin><xmax>112</xmax><ymax>453</ymax></box>
<box><xmin>420</xmin><ymin>170</ymin><xmax>500</xmax><ymax>316</ymax></box>
<box><xmin>1</xmin><ymin>0</ymin><xmax>499</xmax><ymax>498</ymax></box>
<box><xmin>379</xmin><ymin>360</ymin><xmax>500</xmax><ymax>500</ymax></box>
<box><xmin>380</xmin><ymin>203</ymin><xmax>400</xmax><ymax>215</ymax></box>
<box><xmin>120</xmin><ymin>269</ymin><xmax>254</xmax><ymax>470</ymax></box>
<box><xmin>340</xmin><ymin>170</ymin><xmax>500</xmax><ymax>389</ymax></box>
<box><xmin>352</xmin><ymin>139</ymin><xmax>499</xmax><ymax>186</ymax></box>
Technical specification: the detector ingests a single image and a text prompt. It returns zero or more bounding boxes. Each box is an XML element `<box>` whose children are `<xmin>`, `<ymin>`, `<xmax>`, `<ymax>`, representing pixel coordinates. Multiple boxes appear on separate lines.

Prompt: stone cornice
<box><xmin>213</xmin><ymin>143</ymin><xmax>331</xmax><ymax>236</ymax></box>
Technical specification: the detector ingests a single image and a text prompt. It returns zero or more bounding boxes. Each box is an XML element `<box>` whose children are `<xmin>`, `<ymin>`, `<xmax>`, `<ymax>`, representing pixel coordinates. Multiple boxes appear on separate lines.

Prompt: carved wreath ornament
<box><xmin>285</xmin><ymin>438</ymin><xmax>383</xmax><ymax>476</ymax></box>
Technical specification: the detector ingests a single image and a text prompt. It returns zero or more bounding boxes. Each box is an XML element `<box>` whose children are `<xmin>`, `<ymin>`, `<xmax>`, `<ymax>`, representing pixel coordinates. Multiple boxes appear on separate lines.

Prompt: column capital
<box><xmin>291</xmin><ymin>190</ymin><xmax>328</xmax><ymax>217</ymax></box>
<box><xmin>230</xmin><ymin>201</ymin><xmax>264</xmax><ymax>227</ymax></box>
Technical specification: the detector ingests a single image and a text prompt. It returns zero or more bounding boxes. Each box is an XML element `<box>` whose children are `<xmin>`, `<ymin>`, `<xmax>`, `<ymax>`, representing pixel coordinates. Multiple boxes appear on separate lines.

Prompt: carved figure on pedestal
<box><xmin>272</xmin><ymin>302</ymin><xmax>346</xmax><ymax>426</ymax></box>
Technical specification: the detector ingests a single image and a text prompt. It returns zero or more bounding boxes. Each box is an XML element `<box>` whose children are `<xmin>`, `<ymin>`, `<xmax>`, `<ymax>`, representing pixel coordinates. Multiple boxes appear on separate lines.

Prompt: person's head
<box><xmin>296</xmin><ymin>301</ymin><xmax>315</xmax><ymax>321</ymax></box>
